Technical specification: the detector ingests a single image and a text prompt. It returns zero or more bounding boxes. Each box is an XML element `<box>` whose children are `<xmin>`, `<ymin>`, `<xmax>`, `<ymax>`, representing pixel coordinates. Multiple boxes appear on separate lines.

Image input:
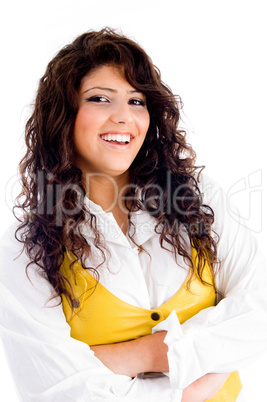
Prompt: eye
<box><xmin>129</xmin><ymin>98</ymin><xmax>146</xmax><ymax>107</ymax></box>
<box><xmin>86</xmin><ymin>96</ymin><xmax>109</xmax><ymax>103</ymax></box>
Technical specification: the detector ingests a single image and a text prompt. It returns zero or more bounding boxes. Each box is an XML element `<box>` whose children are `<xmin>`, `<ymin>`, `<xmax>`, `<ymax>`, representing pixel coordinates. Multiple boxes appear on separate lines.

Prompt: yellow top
<box><xmin>61</xmin><ymin>248</ymin><xmax>242</xmax><ymax>401</ymax></box>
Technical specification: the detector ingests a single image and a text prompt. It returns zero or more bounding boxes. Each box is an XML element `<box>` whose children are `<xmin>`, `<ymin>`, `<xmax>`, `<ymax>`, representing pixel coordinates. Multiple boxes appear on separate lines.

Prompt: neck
<box><xmin>84</xmin><ymin>172</ymin><xmax>130</xmax><ymax>234</ymax></box>
<box><xmin>85</xmin><ymin>171</ymin><xmax>129</xmax><ymax>210</ymax></box>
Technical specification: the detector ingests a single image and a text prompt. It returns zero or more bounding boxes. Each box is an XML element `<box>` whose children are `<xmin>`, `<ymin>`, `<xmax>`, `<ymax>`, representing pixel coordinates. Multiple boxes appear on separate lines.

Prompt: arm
<box><xmin>160</xmin><ymin>177</ymin><xmax>267</xmax><ymax>389</ymax></box>
<box><xmin>90</xmin><ymin>331</ymin><xmax>169</xmax><ymax>377</ymax></box>
<box><xmin>92</xmin><ymin>177</ymin><xmax>267</xmax><ymax>394</ymax></box>
<box><xmin>181</xmin><ymin>373</ymin><xmax>230</xmax><ymax>402</ymax></box>
<box><xmin>91</xmin><ymin>333</ymin><xmax>229</xmax><ymax>402</ymax></box>
<box><xmin>0</xmin><ymin>225</ymin><xmax>184</xmax><ymax>402</ymax></box>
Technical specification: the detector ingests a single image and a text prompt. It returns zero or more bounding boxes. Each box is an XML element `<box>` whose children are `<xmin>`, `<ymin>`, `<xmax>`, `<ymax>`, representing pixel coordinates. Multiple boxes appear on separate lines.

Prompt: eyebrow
<box><xmin>82</xmin><ymin>86</ymin><xmax>142</xmax><ymax>95</ymax></box>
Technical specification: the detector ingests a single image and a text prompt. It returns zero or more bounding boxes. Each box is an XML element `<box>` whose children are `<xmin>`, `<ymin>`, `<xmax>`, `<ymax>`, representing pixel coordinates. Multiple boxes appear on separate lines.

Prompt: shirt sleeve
<box><xmin>152</xmin><ymin>176</ymin><xmax>267</xmax><ymax>389</ymax></box>
<box><xmin>0</xmin><ymin>224</ymin><xmax>183</xmax><ymax>402</ymax></box>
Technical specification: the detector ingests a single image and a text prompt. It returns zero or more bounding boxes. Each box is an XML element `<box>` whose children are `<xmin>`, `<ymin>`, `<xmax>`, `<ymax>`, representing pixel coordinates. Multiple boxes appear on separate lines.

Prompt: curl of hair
<box><xmin>14</xmin><ymin>27</ymin><xmax>219</xmax><ymax>306</ymax></box>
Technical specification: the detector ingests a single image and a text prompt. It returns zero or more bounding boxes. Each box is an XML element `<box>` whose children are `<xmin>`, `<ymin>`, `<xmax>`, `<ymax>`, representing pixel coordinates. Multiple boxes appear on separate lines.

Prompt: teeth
<box><xmin>101</xmin><ymin>134</ymin><xmax>131</xmax><ymax>143</ymax></box>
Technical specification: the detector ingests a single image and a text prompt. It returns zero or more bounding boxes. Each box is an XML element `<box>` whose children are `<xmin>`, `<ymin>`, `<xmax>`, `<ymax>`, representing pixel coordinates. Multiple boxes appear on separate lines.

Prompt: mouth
<box><xmin>99</xmin><ymin>133</ymin><xmax>133</xmax><ymax>144</ymax></box>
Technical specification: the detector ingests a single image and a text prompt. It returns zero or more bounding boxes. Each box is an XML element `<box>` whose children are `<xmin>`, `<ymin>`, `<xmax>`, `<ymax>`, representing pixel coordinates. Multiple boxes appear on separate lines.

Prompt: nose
<box><xmin>110</xmin><ymin>100</ymin><xmax>133</xmax><ymax>125</ymax></box>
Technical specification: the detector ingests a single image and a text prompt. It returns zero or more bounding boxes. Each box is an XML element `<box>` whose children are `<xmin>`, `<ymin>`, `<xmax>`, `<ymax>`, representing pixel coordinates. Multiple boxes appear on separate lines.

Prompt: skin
<box><xmin>74</xmin><ymin>64</ymin><xmax>230</xmax><ymax>400</ymax></box>
<box><xmin>90</xmin><ymin>335</ymin><xmax>229</xmax><ymax>401</ymax></box>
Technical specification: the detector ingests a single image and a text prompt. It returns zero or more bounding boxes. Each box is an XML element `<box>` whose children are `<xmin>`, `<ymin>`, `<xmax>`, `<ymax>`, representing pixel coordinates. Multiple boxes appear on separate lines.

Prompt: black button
<box><xmin>72</xmin><ymin>299</ymin><xmax>80</xmax><ymax>308</ymax></box>
<box><xmin>151</xmin><ymin>312</ymin><xmax>160</xmax><ymax>321</ymax></box>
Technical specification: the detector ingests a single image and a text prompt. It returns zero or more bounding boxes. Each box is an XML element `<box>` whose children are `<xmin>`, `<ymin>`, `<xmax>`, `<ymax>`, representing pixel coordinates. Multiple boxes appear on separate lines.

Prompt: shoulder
<box><xmin>0</xmin><ymin>221</ymin><xmax>31</xmax><ymax>276</ymax></box>
<box><xmin>0</xmin><ymin>221</ymin><xmax>23</xmax><ymax>254</ymax></box>
<box><xmin>197</xmin><ymin>173</ymin><xmax>244</xmax><ymax>248</ymax></box>
<box><xmin>197</xmin><ymin>173</ymin><xmax>224</xmax><ymax>205</ymax></box>
<box><xmin>0</xmin><ymin>222</ymin><xmax>58</xmax><ymax>309</ymax></box>
<box><xmin>196</xmin><ymin>173</ymin><xmax>239</xmax><ymax>224</ymax></box>
<box><xmin>0</xmin><ymin>221</ymin><xmax>26</xmax><ymax>278</ymax></box>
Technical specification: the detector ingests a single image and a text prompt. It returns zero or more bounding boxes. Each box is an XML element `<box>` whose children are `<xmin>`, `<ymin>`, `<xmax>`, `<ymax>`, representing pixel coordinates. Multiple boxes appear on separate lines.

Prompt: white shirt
<box><xmin>0</xmin><ymin>175</ymin><xmax>266</xmax><ymax>401</ymax></box>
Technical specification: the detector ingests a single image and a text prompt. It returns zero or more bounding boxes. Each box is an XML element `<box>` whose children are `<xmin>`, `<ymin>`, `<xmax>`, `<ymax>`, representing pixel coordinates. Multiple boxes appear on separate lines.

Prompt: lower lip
<box><xmin>99</xmin><ymin>136</ymin><xmax>133</xmax><ymax>150</ymax></box>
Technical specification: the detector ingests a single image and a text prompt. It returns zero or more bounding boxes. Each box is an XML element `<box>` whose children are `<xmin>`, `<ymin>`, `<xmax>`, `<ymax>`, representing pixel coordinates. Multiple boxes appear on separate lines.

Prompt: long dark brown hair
<box><xmin>15</xmin><ymin>28</ymin><xmax>219</xmax><ymax>304</ymax></box>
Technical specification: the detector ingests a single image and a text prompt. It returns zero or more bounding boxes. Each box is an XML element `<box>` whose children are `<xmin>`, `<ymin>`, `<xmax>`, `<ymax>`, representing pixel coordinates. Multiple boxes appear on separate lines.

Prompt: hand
<box><xmin>181</xmin><ymin>373</ymin><xmax>230</xmax><ymax>402</ymax></box>
<box><xmin>90</xmin><ymin>331</ymin><xmax>168</xmax><ymax>377</ymax></box>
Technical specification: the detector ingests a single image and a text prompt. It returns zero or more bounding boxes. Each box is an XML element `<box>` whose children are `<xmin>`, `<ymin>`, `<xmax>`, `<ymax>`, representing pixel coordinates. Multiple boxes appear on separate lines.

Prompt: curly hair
<box><xmin>15</xmin><ymin>27</ymin><xmax>219</xmax><ymax>305</ymax></box>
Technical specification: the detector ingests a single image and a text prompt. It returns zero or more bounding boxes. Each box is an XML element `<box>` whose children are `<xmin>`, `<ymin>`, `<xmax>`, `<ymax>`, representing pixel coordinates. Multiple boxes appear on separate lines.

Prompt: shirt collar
<box><xmin>81</xmin><ymin>197</ymin><xmax>157</xmax><ymax>247</ymax></box>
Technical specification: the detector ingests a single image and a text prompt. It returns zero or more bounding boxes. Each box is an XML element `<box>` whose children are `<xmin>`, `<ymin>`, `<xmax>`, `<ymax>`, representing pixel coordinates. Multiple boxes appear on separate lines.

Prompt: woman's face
<box><xmin>73</xmin><ymin>65</ymin><xmax>150</xmax><ymax>179</ymax></box>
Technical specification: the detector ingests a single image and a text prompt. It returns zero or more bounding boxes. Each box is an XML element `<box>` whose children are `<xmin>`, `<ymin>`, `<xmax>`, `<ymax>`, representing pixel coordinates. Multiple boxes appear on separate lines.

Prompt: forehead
<box><xmin>79</xmin><ymin>64</ymin><xmax>135</xmax><ymax>92</ymax></box>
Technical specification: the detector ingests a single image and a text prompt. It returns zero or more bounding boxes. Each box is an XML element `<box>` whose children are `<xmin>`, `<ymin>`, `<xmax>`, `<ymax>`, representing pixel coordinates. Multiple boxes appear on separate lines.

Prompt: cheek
<box><xmin>74</xmin><ymin>108</ymin><xmax>93</xmax><ymax>133</ymax></box>
<box><xmin>73</xmin><ymin>111</ymin><xmax>90</xmax><ymax>153</ymax></box>
<box><xmin>73</xmin><ymin>108</ymin><xmax>103</xmax><ymax>147</ymax></box>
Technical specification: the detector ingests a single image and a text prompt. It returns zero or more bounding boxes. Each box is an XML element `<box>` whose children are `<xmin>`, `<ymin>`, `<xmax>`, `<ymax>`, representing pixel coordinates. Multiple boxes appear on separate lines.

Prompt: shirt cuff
<box><xmin>152</xmin><ymin>310</ymin><xmax>184</xmax><ymax>388</ymax></box>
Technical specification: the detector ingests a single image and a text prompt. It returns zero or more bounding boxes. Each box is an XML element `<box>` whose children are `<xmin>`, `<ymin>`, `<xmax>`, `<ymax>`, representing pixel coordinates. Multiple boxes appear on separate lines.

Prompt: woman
<box><xmin>0</xmin><ymin>28</ymin><xmax>266</xmax><ymax>401</ymax></box>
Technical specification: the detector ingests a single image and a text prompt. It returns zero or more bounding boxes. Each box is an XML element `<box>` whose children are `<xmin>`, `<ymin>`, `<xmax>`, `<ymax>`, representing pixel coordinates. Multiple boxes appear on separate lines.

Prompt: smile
<box><xmin>99</xmin><ymin>133</ymin><xmax>132</xmax><ymax>144</ymax></box>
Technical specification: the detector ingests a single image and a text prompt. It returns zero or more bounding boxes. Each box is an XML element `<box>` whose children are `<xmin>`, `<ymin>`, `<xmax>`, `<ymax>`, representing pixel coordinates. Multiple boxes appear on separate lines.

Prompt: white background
<box><xmin>0</xmin><ymin>0</ymin><xmax>266</xmax><ymax>400</ymax></box>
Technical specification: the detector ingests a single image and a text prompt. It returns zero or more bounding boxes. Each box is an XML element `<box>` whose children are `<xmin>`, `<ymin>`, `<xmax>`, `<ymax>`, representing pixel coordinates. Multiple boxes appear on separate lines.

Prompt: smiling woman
<box><xmin>0</xmin><ymin>27</ymin><xmax>266</xmax><ymax>402</ymax></box>
<box><xmin>73</xmin><ymin>65</ymin><xmax>150</xmax><ymax>233</ymax></box>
